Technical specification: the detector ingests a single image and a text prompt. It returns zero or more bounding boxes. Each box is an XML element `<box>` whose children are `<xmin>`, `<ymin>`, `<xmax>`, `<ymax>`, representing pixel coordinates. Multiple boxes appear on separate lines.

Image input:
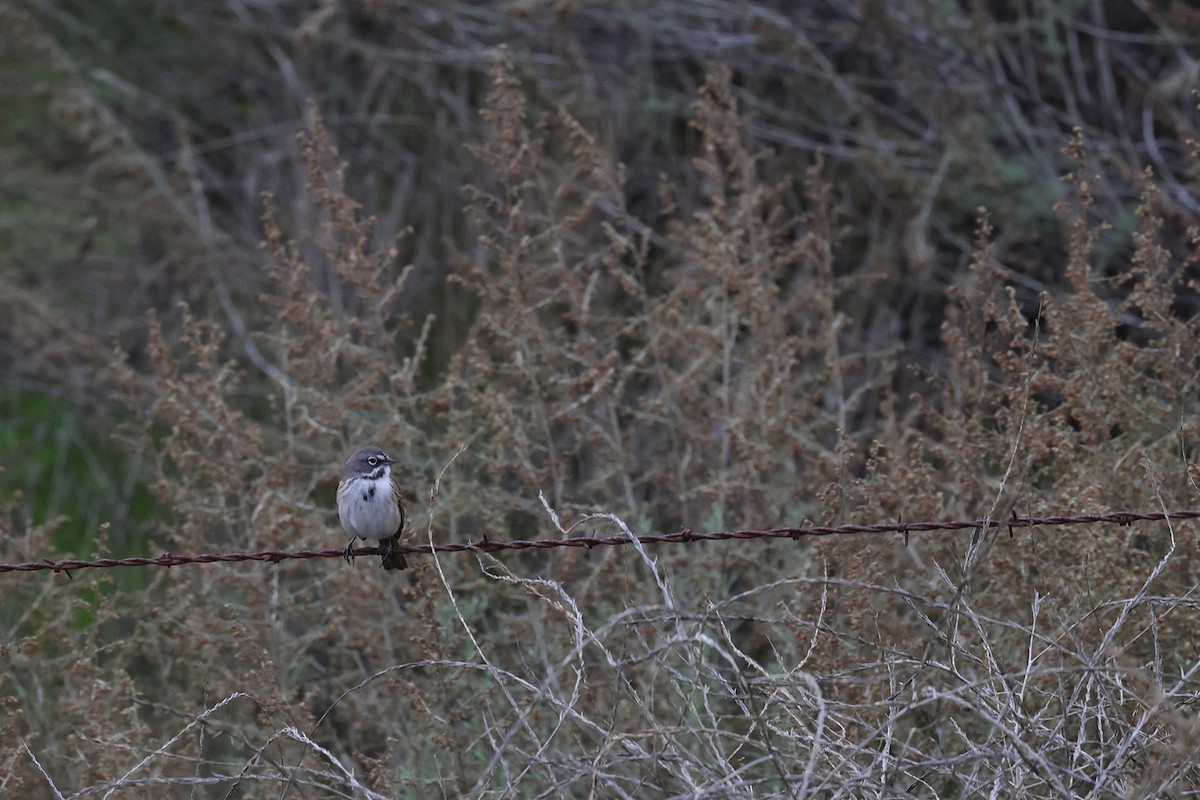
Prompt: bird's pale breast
<box><xmin>338</xmin><ymin>475</ymin><xmax>402</xmax><ymax>541</ymax></box>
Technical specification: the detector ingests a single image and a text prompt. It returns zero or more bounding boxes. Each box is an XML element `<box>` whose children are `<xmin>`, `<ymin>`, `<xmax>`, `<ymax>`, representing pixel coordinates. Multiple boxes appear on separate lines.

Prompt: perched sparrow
<box><xmin>336</xmin><ymin>445</ymin><xmax>408</xmax><ymax>570</ymax></box>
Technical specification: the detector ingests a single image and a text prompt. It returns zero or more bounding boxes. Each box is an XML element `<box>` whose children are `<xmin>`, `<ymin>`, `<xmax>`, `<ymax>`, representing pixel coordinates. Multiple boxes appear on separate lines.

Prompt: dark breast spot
<box><xmin>364</xmin><ymin>485</ymin><xmax>376</xmax><ymax>501</ymax></box>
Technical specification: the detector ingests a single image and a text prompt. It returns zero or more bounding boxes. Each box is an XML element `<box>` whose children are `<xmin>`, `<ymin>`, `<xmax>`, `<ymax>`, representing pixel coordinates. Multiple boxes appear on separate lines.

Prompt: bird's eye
<box><xmin>367</xmin><ymin>457</ymin><xmax>378</xmax><ymax>466</ymax></box>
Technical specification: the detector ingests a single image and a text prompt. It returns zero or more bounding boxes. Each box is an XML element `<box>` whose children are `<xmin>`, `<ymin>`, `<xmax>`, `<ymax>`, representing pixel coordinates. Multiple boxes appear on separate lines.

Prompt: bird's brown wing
<box><xmin>380</xmin><ymin>488</ymin><xmax>408</xmax><ymax>571</ymax></box>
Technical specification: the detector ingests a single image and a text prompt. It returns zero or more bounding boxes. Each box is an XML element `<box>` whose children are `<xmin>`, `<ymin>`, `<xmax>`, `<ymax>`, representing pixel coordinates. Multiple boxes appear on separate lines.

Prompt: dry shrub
<box><xmin>5</xmin><ymin>44</ymin><xmax>1200</xmax><ymax>800</ymax></box>
<box><xmin>442</xmin><ymin>54</ymin><xmax>870</xmax><ymax>534</ymax></box>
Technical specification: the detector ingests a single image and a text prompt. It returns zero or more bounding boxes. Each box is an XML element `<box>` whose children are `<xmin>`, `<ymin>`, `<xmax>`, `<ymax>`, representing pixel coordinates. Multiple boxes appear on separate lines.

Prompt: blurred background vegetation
<box><xmin>4</xmin><ymin>0</ymin><xmax>1200</xmax><ymax>796</ymax></box>
<box><xmin>3</xmin><ymin>0</ymin><xmax>1196</xmax><ymax>551</ymax></box>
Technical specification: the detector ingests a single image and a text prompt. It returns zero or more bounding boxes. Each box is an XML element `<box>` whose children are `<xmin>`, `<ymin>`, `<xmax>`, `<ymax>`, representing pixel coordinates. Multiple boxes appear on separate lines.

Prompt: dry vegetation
<box><xmin>4</xmin><ymin>1</ymin><xmax>1200</xmax><ymax>797</ymax></box>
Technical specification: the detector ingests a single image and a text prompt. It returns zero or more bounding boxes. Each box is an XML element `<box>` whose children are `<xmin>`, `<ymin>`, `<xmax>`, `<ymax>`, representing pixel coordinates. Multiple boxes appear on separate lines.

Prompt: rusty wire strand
<box><xmin>1</xmin><ymin>508</ymin><xmax>1197</xmax><ymax>576</ymax></box>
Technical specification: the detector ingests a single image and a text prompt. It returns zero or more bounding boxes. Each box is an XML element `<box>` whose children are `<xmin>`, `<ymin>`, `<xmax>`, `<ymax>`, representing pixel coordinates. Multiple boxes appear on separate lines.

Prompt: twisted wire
<box><xmin>2</xmin><ymin>508</ymin><xmax>1194</xmax><ymax>577</ymax></box>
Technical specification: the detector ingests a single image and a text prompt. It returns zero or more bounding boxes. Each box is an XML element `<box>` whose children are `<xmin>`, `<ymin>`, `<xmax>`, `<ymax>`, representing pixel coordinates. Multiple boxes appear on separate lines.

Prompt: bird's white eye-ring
<box><xmin>367</xmin><ymin>456</ymin><xmax>379</xmax><ymax>466</ymax></box>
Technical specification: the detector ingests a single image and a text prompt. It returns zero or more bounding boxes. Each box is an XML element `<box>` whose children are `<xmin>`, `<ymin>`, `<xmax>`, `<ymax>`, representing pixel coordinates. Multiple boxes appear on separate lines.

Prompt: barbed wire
<box><xmin>2</xmin><ymin>508</ymin><xmax>1197</xmax><ymax>577</ymax></box>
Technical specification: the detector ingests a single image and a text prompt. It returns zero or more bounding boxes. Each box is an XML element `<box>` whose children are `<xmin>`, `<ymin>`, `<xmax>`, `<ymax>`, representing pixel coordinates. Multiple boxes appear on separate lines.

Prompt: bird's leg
<box><xmin>343</xmin><ymin>540</ymin><xmax>356</xmax><ymax>564</ymax></box>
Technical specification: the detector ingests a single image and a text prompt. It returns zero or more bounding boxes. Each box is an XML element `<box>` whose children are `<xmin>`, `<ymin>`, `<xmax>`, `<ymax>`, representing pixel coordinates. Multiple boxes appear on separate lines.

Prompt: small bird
<box><xmin>336</xmin><ymin>445</ymin><xmax>408</xmax><ymax>570</ymax></box>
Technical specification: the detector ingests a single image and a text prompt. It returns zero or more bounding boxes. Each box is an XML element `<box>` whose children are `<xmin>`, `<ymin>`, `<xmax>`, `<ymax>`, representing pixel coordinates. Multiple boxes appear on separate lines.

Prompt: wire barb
<box><xmin>1</xmin><ymin>508</ymin><xmax>1197</xmax><ymax>576</ymax></box>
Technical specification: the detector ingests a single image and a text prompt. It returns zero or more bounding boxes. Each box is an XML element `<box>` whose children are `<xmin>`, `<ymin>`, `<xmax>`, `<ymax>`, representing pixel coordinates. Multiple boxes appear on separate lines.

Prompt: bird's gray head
<box><xmin>342</xmin><ymin>445</ymin><xmax>395</xmax><ymax>481</ymax></box>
